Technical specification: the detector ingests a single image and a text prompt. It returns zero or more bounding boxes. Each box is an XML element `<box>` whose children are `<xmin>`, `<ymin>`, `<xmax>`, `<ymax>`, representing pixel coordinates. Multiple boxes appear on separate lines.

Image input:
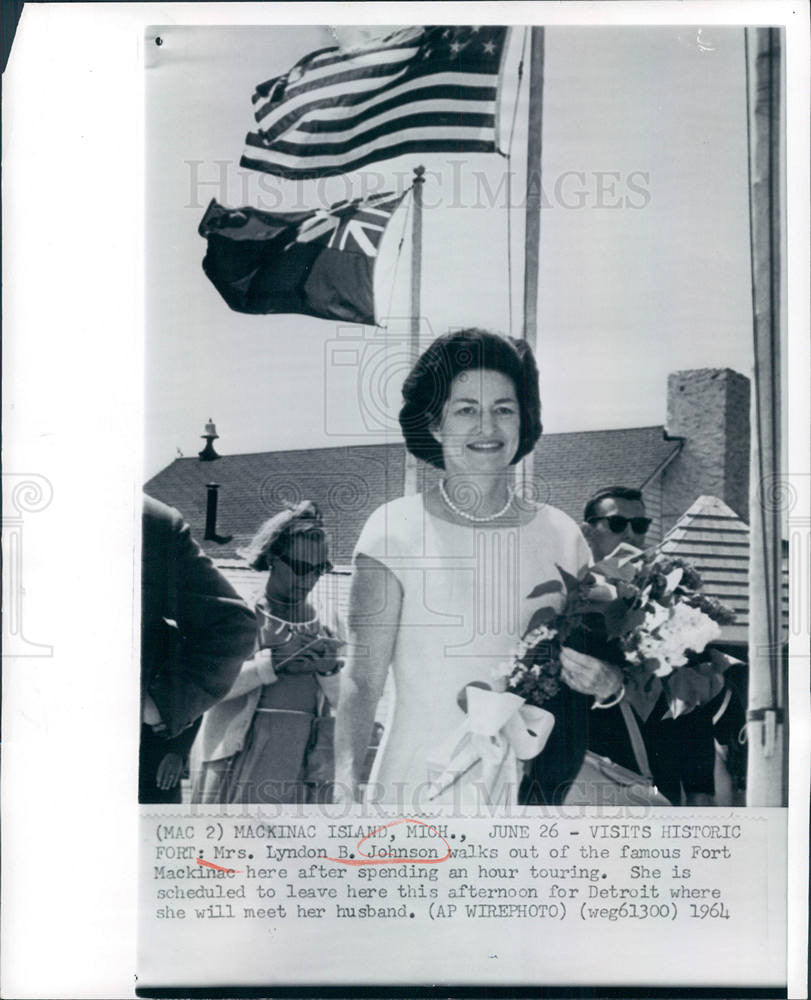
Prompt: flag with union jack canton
<box><xmin>198</xmin><ymin>191</ymin><xmax>406</xmax><ymax>324</ymax></box>
<box><xmin>240</xmin><ymin>26</ymin><xmax>508</xmax><ymax>179</ymax></box>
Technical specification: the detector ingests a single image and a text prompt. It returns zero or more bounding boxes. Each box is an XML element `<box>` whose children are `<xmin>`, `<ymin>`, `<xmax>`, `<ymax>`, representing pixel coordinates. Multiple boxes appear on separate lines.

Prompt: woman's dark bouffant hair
<box><xmin>398</xmin><ymin>329</ymin><xmax>543</xmax><ymax>469</ymax></box>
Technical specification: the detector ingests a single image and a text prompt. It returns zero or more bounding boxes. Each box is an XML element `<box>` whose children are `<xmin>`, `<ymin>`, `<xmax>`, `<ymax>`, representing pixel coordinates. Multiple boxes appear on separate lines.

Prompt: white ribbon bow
<box><xmin>425</xmin><ymin>686</ymin><xmax>555</xmax><ymax>804</ymax></box>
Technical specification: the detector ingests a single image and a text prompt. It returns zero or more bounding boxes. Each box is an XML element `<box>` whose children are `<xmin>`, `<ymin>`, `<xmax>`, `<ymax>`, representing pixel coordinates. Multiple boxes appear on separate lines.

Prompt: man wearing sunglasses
<box><xmin>542</xmin><ymin>486</ymin><xmax>650</xmax><ymax>719</ymax></box>
<box><xmin>578</xmin><ymin>484</ymin><xmax>718</xmax><ymax>806</ymax></box>
<box><xmin>529</xmin><ymin>489</ymin><xmax>650</xmax><ymax>746</ymax></box>
<box><xmin>522</xmin><ymin>488</ymin><xmax>647</xmax><ymax>804</ymax></box>
<box><xmin>525</xmin><ymin>485</ymin><xmax>722</xmax><ymax>805</ymax></box>
<box><xmin>581</xmin><ymin>485</ymin><xmax>652</xmax><ymax>561</ymax></box>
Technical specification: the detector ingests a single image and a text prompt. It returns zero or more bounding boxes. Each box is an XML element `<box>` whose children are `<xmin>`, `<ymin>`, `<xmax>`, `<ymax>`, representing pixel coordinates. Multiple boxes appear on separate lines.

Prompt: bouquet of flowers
<box><xmin>493</xmin><ymin>543</ymin><xmax>736</xmax><ymax>720</ymax></box>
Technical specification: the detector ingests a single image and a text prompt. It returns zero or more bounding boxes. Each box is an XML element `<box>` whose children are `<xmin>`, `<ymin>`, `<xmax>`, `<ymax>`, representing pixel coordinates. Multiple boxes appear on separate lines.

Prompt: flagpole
<box><xmin>744</xmin><ymin>27</ymin><xmax>786</xmax><ymax>806</ymax></box>
<box><xmin>521</xmin><ymin>27</ymin><xmax>544</xmax><ymax>495</ymax></box>
<box><xmin>404</xmin><ymin>165</ymin><xmax>425</xmax><ymax>497</ymax></box>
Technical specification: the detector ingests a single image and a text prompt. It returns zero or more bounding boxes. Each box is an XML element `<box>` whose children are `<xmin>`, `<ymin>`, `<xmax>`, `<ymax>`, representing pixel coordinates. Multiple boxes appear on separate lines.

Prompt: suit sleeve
<box><xmin>157</xmin><ymin>715</ymin><xmax>203</xmax><ymax>759</ymax></box>
<box><xmin>148</xmin><ymin>514</ymin><xmax>257</xmax><ymax>738</ymax></box>
<box><xmin>674</xmin><ymin>699</ymin><xmax>716</xmax><ymax>796</ymax></box>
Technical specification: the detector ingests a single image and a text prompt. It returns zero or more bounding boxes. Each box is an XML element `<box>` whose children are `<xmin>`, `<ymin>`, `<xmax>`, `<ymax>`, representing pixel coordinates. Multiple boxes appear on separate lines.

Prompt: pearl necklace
<box><xmin>439</xmin><ymin>480</ymin><xmax>515</xmax><ymax>523</ymax></box>
<box><xmin>258</xmin><ymin>603</ymin><xmax>319</xmax><ymax>635</ymax></box>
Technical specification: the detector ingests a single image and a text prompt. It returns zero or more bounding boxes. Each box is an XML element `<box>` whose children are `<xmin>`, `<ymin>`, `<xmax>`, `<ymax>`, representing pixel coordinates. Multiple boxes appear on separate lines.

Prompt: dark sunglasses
<box><xmin>589</xmin><ymin>515</ymin><xmax>652</xmax><ymax>535</ymax></box>
<box><xmin>275</xmin><ymin>551</ymin><xmax>333</xmax><ymax>577</ymax></box>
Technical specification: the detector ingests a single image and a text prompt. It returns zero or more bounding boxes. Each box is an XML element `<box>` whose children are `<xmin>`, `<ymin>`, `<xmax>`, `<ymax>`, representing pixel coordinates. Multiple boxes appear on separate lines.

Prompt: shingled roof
<box><xmin>532</xmin><ymin>425</ymin><xmax>681</xmax><ymax>524</ymax></box>
<box><xmin>145</xmin><ymin>443</ymin><xmax>405</xmax><ymax>562</ymax></box>
<box><xmin>145</xmin><ymin>426</ymin><xmax>681</xmax><ymax>563</ymax></box>
<box><xmin>659</xmin><ymin>495</ymin><xmax>789</xmax><ymax>646</ymax></box>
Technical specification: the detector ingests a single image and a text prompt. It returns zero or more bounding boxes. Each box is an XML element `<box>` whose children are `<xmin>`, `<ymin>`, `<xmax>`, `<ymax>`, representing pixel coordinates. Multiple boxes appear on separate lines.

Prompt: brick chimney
<box><xmin>661</xmin><ymin>368</ymin><xmax>750</xmax><ymax>532</ymax></box>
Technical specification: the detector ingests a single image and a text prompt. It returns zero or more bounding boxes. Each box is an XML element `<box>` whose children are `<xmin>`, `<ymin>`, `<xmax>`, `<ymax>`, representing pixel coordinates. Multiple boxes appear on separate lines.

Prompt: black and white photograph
<box><xmin>141</xmin><ymin>21</ymin><xmax>783</xmax><ymax>811</ymax></box>
<box><xmin>2</xmin><ymin>3</ymin><xmax>808</xmax><ymax>997</ymax></box>
<box><xmin>132</xmin><ymin>12</ymin><xmax>797</xmax><ymax>988</ymax></box>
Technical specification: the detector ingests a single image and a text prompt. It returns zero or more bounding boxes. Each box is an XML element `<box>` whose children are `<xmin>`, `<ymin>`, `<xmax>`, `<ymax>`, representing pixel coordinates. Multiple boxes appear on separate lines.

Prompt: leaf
<box><xmin>617</xmin><ymin>581</ymin><xmax>641</xmax><ymax>603</ymax></box>
<box><xmin>592</xmin><ymin>556</ymin><xmax>623</xmax><ymax>577</ymax></box>
<box><xmin>611</xmin><ymin>561</ymin><xmax>640</xmax><ymax>583</ymax></box>
<box><xmin>622</xmin><ymin>608</ymin><xmax>647</xmax><ymax>633</ymax></box>
<box><xmin>523</xmin><ymin>606</ymin><xmax>558</xmax><ymax>636</ymax></box>
<box><xmin>663</xmin><ymin>666</ymin><xmax>724</xmax><ymax>718</ymax></box>
<box><xmin>579</xmin><ymin>600</ymin><xmax>614</xmax><ymax>617</ymax></box>
<box><xmin>591</xmin><ymin>556</ymin><xmax>638</xmax><ymax>584</ymax></box>
<box><xmin>604</xmin><ymin>597</ymin><xmax>634</xmax><ymax>639</ymax></box>
<box><xmin>526</xmin><ymin>579</ymin><xmax>564</xmax><ymax>600</ymax></box>
<box><xmin>708</xmin><ymin>647</ymin><xmax>738</xmax><ymax>672</ymax></box>
<box><xmin>555</xmin><ymin>563</ymin><xmax>580</xmax><ymax>594</ymax></box>
<box><xmin>642</xmin><ymin>672</ymin><xmax>659</xmax><ymax>694</ymax></box>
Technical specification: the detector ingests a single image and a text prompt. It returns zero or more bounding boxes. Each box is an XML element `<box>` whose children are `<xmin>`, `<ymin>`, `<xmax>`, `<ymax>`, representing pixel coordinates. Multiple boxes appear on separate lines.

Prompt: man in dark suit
<box><xmin>140</xmin><ymin>495</ymin><xmax>256</xmax><ymax>803</ymax></box>
<box><xmin>522</xmin><ymin>487</ymin><xmax>712</xmax><ymax>805</ymax></box>
<box><xmin>524</xmin><ymin>486</ymin><xmax>731</xmax><ymax>805</ymax></box>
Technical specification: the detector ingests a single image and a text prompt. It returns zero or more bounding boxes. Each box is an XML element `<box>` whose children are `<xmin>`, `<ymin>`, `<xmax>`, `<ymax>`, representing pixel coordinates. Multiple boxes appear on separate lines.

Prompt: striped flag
<box><xmin>240</xmin><ymin>26</ymin><xmax>508</xmax><ymax>179</ymax></box>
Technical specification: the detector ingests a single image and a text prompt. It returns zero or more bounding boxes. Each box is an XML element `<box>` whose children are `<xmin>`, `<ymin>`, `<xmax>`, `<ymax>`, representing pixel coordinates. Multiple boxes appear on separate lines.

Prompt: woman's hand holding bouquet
<box><xmin>496</xmin><ymin>543</ymin><xmax>735</xmax><ymax>721</ymax></box>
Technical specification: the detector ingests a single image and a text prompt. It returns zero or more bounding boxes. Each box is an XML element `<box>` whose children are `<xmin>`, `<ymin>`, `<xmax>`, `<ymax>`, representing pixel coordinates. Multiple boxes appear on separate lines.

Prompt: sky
<box><xmin>145</xmin><ymin>24</ymin><xmax>754</xmax><ymax>478</ymax></box>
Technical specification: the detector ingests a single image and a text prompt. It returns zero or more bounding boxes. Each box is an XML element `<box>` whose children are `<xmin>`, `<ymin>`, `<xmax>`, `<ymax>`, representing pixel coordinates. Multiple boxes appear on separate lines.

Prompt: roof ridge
<box><xmin>542</xmin><ymin>424</ymin><xmax>666</xmax><ymax>438</ymax></box>
<box><xmin>153</xmin><ymin>423</ymin><xmax>674</xmax><ymax>471</ymax></box>
<box><xmin>160</xmin><ymin>440</ymin><xmax>405</xmax><ymax>464</ymax></box>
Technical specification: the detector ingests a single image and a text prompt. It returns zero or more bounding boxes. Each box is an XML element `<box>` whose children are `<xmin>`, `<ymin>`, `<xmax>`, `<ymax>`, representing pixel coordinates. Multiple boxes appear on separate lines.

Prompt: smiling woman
<box><xmin>333</xmin><ymin>330</ymin><xmax>591</xmax><ymax>809</ymax></box>
<box><xmin>399</xmin><ymin>328</ymin><xmax>541</xmax><ymax>477</ymax></box>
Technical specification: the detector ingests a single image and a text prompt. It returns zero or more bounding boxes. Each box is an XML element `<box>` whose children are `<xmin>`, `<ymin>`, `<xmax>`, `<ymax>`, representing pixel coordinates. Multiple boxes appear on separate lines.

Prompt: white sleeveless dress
<box><xmin>353</xmin><ymin>494</ymin><xmax>590</xmax><ymax>810</ymax></box>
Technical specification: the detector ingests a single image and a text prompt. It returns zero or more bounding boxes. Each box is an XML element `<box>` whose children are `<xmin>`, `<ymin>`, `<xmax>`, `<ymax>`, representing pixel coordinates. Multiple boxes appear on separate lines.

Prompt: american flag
<box><xmin>240</xmin><ymin>26</ymin><xmax>508</xmax><ymax>179</ymax></box>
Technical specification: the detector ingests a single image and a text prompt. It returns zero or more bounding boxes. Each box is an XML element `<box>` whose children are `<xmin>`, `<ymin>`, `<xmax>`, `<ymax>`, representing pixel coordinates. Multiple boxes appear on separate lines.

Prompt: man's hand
<box><xmin>155</xmin><ymin>752</ymin><xmax>184</xmax><ymax>790</ymax></box>
<box><xmin>560</xmin><ymin>647</ymin><xmax>623</xmax><ymax>702</ymax></box>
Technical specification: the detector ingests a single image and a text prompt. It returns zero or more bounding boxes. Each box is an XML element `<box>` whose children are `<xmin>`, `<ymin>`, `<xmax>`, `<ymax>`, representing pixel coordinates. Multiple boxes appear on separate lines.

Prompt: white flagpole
<box><xmin>521</xmin><ymin>26</ymin><xmax>544</xmax><ymax>495</ymax></box>
<box><xmin>403</xmin><ymin>165</ymin><xmax>425</xmax><ymax>497</ymax></box>
<box><xmin>744</xmin><ymin>27</ymin><xmax>786</xmax><ymax>806</ymax></box>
